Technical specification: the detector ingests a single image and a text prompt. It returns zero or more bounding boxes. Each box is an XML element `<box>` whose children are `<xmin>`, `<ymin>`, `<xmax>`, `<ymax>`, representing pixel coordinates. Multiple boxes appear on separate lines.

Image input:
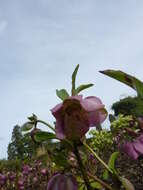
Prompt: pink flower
<box><xmin>47</xmin><ymin>173</ymin><xmax>78</xmax><ymax>190</ymax></box>
<box><xmin>51</xmin><ymin>95</ymin><xmax>107</xmax><ymax>140</ymax></box>
<box><xmin>120</xmin><ymin>133</ymin><xmax>143</xmax><ymax>159</ymax></box>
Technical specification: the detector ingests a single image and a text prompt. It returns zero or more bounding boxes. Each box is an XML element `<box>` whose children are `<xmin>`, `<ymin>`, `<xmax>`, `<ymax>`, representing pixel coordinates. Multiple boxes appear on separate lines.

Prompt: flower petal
<box><xmin>133</xmin><ymin>140</ymin><xmax>143</xmax><ymax>155</ymax></box>
<box><xmin>137</xmin><ymin>133</ymin><xmax>143</xmax><ymax>143</ymax></box>
<box><xmin>47</xmin><ymin>173</ymin><xmax>78</xmax><ymax>190</ymax></box>
<box><xmin>55</xmin><ymin>118</ymin><xmax>65</xmax><ymax>140</ymax></box>
<box><xmin>69</xmin><ymin>95</ymin><xmax>83</xmax><ymax>101</ymax></box>
<box><xmin>81</xmin><ymin>96</ymin><xmax>104</xmax><ymax>112</ymax></box>
<box><xmin>51</xmin><ymin>103</ymin><xmax>63</xmax><ymax>119</ymax></box>
<box><xmin>120</xmin><ymin>142</ymin><xmax>139</xmax><ymax>160</ymax></box>
<box><xmin>64</xmin><ymin>112</ymin><xmax>89</xmax><ymax>140</ymax></box>
<box><xmin>87</xmin><ymin>108</ymin><xmax>107</xmax><ymax>127</ymax></box>
<box><xmin>47</xmin><ymin>173</ymin><xmax>61</xmax><ymax>190</ymax></box>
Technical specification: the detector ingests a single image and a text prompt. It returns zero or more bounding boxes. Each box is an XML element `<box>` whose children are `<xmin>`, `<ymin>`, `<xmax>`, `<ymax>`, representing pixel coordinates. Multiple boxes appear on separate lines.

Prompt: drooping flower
<box><xmin>47</xmin><ymin>173</ymin><xmax>78</xmax><ymax>190</ymax></box>
<box><xmin>51</xmin><ymin>95</ymin><xmax>107</xmax><ymax>140</ymax></box>
<box><xmin>120</xmin><ymin>133</ymin><xmax>143</xmax><ymax>159</ymax></box>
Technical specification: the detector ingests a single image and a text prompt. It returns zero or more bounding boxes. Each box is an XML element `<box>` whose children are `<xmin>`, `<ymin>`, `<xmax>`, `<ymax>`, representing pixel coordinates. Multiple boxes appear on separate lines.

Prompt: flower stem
<box><xmin>87</xmin><ymin>172</ymin><xmax>115</xmax><ymax>190</ymax></box>
<box><xmin>37</xmin><ymin>120</ymin><xmax>55</xmax><ymax>132</ymax></box>
<box><xmin>73</xmin><ymin>142</ymin><xmax>93</xmax><ymax>190</ymax></box>
<box><xmin>83</xmin><ymin>142</ymin><xmax>113</xmax><ymax>174</ymax></box>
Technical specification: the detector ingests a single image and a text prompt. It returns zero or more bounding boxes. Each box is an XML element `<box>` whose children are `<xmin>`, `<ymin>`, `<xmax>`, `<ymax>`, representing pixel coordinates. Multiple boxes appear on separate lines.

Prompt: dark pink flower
<box><xmin>47</xmin><ymin>173</ymin><xmax>78</xmax><ymax>190</ymax></box>
<box><xmin>120</xmin><ymin>133</ymin><xmax>143</xmax><ymax>159</ymax></box>
<box><xmin>51</xmin><ymin>95</ymin><xmax>107</xmax><ymax>140</ymax></box>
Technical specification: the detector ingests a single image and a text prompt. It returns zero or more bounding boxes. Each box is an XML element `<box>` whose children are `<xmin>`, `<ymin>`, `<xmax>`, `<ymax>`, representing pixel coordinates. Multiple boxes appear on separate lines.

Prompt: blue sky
<box><xmin>0</xmin><ymin>0</ymin><xmax>143</xmax><ymax>158</ymax></box>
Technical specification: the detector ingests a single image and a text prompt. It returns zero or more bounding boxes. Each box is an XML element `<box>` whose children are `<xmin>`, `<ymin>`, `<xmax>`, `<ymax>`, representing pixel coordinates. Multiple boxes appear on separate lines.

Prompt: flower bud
<box><xmin>47</xmin><ymin>173</ymin><xmax>78</xmax><ymax>190</ymax></box>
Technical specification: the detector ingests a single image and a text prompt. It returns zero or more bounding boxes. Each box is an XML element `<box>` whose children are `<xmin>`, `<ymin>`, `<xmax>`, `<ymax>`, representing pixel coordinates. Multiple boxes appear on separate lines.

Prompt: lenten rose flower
<box><xmin>120</xmin><ymin>133</ymin><xmax>143</xmax><ymax>159</ymax></box>
<box><xmin>47</xmin><ymin>173</ymin><xmax>78</xmax><ymax>190</ymax></box>
<box><xmin>51</xmin><ymin>95</ymin><xmax>107</xmax><ymax>140</ymax></box>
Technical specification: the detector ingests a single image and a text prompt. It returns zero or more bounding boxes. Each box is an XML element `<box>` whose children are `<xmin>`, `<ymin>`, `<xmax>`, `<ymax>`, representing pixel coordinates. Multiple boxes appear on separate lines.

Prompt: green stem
<box><xmin>83</xmin><ymin>142</ymin><xmax>113</xmax><ymax>174</ymax></box>
<box><xmin>87</xmin><ymin>172</ymin><xmax>115</xmax><ymax>190</ymax></box>
<box><xmin>73</xmin><ymin>142</ymin><xmax>93</xmax><ymax>190</ymax></box>
<box><xmin>37</xmin><ymin>120</ymin><xmax>55</xmax><ymax>132</ymax></box>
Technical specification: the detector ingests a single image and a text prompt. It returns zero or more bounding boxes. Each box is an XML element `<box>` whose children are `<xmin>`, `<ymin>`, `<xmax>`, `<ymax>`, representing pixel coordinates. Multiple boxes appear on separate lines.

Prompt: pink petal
<box><xmin>51</xmin><ymin>103</ymin><xmax>63</xmax><ymax>119</ymax></box>
<box><xmin>121</xmin><ymin>142</ymin><xmax>139</xmax><ymax>160</ymax></box>
<box><xmin>133</xmin><ymin>140</ymin><xmax>143</xmax><ymax>155</ymax></box>
<box><xmin>87</xmin><ymin>108</ymin><xmax>107</xmax><ymax>127</ymax></box>
<box><xmin>137</xmin><ymin>133</ymin><xmax>143</xmax><ymax>143</ymax></box>
<box><xmin>81</xmin><ymin>96</ymin><xmax>104</xmax><ymax>112</ymax></box>
<box><xmin>69</xmin><ymin>95</ymin><xmax>83</xmax><ymax>101</ymax></box>
<box><xmin>55</xmin><ymin>119</ymin><xmax>65</xmax><ymax>140</ymax></box>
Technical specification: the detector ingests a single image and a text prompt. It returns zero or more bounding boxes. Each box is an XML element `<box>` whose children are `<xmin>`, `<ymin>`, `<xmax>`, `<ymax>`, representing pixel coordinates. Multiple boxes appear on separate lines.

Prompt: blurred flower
<box><xmin>119</xmin><ymin>133</ymin><xmax>143</xmax><ymax>159</ymax></box>
<box><xmin>18</xmin><ymin>178</ymin><xmax>25</xmax><ymax>186</ymax></box>
<box><xmin>8</xmin><ymin>172</ymin><xmax>16</xmax><ymax>181</ymax></box>
<box><xmin>22</xmin><ymin>165</ymin><xmax>32</xmax><ymax>175</ymax></box>
<box><xmin>47</xmin><ymin>173</ymin><xmax>78</xmax><ymax>190</ymax></box>
<box><xmin>51</xmin><ymin>95</ymin><xmax>107</xmax><ymax>140</ymax></box>
<box><xmin>41</xmin><ymin>168</ymin><xmax>48</xmax><ymax>176</ymax></box>
<box><xmin>33</xmin><ymin>176</ymin><xmax>38</xmax><ymax>183</ymax></box>
<box><xmin>0</xmin><ymin>174</ymin><xmax>7</xmax><ymax>186</ymax></box>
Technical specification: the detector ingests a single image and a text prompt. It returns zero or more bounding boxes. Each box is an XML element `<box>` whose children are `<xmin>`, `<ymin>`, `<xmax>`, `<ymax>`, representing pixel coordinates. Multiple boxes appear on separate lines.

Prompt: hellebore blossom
<box><xmin>120</xmin><ymin>133</ymin><xmax>143</xmax><ymax>159</ymax></box>
<box><xmin>47</xmin><ymin>173</ymin><xmax>78</xmax><ymax>190</ymax></box>
<box><xmin>51</xmin><ymin>95</ymin><xmax>107</xmax><ymax>140</ymax></box>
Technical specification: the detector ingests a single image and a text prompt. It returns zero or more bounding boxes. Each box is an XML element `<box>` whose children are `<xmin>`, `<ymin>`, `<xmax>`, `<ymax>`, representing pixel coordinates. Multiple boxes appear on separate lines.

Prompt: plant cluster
<box><xmin>2</xmin><ymin>66</ymin><xmax>143</xmax><ymax>190</ymax></box>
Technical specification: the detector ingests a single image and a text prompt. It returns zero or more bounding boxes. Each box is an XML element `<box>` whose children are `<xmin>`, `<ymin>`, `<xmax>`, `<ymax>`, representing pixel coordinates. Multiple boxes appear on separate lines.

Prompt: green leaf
<box><xmin>100</xmin><ymin>70</ymin><xmax>143</xmax><ymax>97</ymax></box>
<box><xmin>21</xmin><ymin>122</ymin><xmax>34</xmax><ymax>132</ymax></box>
<box><xmin>103</xmin><ymin>151</ymin><xmax>119</xmax><ymax>180</ymax></box>
<box><xmin>90</xmin><ymin>182</ymin><xmax>103</xmax><ymax>189</ymax></box>
<box><xmin>72</xmin><ymin>64</ymin><xmax>79</xmax><ymax>95</ymax></box>
<box><xmin>109</xmin><ymin>114</ymin><xmax>116</xmax><ymax>123</ymax></box>
<box><xmin>56</xmin><ymin>89</ymin><xmax>69</xmax><ymax>101</ymax></box>
<box><xmin>120</xmin><ymin>177</ymin><xmax>135</xmax><ymax>190</ymax></box>
<box><xmin>34</xmin><ymin>131</ymin><xmax>57</xmax><ymax>142</ymax></box>
<box><xmin>108</xmin><ymin>151</ymin><xmax>119</xmax><ymax>172</ymax></box>
<box><xmin>75</xmin><ymin>83</ymin><xmax>94</xmax><ymax>94</ymax></box>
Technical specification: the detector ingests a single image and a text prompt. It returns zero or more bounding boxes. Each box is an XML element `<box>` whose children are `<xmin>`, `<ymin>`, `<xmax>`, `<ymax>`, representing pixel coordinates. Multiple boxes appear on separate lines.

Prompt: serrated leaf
<box><xmin>120</xmin><ymin>177</ymin><xmax>135</xmax><ymax>190</ymax></box>
<box><xmin>34</xmin><ymin>131</ymin><xmax>57</xmax><ymax>142</ymax></box>
<box><xmin>103</xmin><ymin>152</ymin><xmax>119</xmax><ymax>180</ymax></box>
<box><xmin>21</xmin><ymin>122</ymin><xmax>34</xmax><ymax>132</ymax></box>
<box><xmin>72</xmin><ymin>64</ymin><xmax>79</xmax><ymax>95</ymax></box>
<box><xmin>75</xmin><ymin>83</ymin><xmax>94</xmax><ymax>94</ymax></box>
<box><xmin>100</xmin><ymin>70</ymin><xmax>143</xmax><ymax>98</ymax></box>
<box><xmin>56</xmin><ymin>89</ymin><xmax>69</xmax><ymax>101</ymax></box>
